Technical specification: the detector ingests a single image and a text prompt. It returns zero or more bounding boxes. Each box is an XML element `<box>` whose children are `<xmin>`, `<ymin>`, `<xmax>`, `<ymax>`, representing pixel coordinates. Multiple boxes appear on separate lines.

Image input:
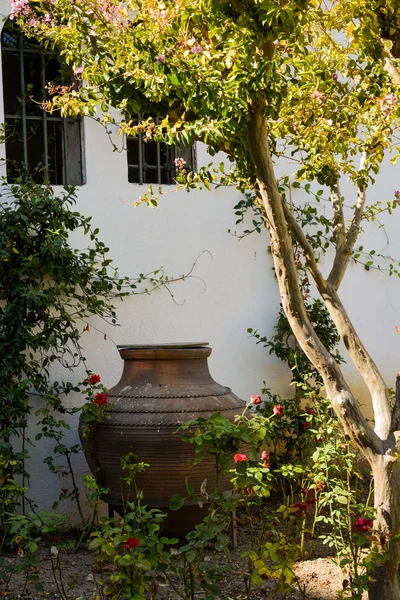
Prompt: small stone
<box><xmin>86</xmin><ymin>573</ymin><xmax>94</xmax><ymax>582</ymax></box>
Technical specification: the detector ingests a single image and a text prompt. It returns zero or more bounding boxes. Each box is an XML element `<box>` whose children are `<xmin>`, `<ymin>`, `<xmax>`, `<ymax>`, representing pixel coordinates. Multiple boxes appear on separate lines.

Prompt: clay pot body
<box><xmin>79</xmin><ymin>343</ymin><xmax>245</xmax><ymax>537</ymax></box>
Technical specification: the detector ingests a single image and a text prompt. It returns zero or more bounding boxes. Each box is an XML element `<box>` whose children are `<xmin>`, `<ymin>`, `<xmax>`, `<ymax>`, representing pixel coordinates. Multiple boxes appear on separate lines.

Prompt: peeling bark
<box><xmin>247</xmin><ymin>109</ymin><xmax>381</xmax><ymax>457</ymax></box>
<box><xmin>369</xmin><ymin>454</ymin><xmax>400</xmax><ymax>600</ymax></box>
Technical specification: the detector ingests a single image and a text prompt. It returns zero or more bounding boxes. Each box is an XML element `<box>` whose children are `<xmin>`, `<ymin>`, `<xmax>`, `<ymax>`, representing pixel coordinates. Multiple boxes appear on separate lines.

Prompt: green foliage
<box><xmin>0</xmin><ymin>509</ymin><xmax>71</xmax><ymax>598</ymax></box>
<box><xmin>14</xmin><ymin>0</ymin><xmax>400</xmax><ymax>191</ymax></box>
<box><xmin>0</xmin><ymin>178</ymin><xmax>125</xmax><ymax>535</ymax></box>
<box><xmin>88</xmin><ymin>499</ymin><xmax>177</xmax><ymax>599</ymax></box>
<box><xmin>0</xmin><ymin>178</ymin><xmax>191</xmax><ymax>540</ymax></box>
<box><xmin>248</xmin><ymin>299</ymin><xmax>343</xmax><ymax>394</ymax></box>
<box><xmin>6</xmin><ymin>2</ymin><xmax>400</xmax><ymax>596</ymax></box>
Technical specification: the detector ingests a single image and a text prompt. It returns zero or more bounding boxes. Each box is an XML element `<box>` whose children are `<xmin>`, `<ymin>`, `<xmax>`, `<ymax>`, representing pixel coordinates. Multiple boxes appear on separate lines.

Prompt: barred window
<box><xmin>127</xmin><ymin>119</ymin><xmax>195</xmax><ymax>184</ymax></box>
<box><xmin>1</xmin><ymin>20</ymin><xmax>84</xmax><ymax>185</ymax></box>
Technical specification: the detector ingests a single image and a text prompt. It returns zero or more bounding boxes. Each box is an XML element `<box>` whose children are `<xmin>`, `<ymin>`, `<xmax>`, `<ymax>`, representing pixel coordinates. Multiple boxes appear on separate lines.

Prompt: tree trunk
<box><xmin>368</xmin><ymin>455</ymin><xmax>400</xmax><ymax>600</ymax></box>
<box><xmin>246</xmin><ymin>108</ymin><xmax>400</xmax><ymax>599</ymax></box>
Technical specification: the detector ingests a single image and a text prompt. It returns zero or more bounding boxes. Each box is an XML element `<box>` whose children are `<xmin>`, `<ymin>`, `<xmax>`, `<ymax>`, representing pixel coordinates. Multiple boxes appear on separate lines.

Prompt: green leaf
<box><xmin>169</xmin><ymin>494</ymin><xmax>185</xmax><ymax>511</ymax></box>
<box><xmin>336</xmin><ymin>496</ymin><xmax>348</xmax><ymax>505</ymax></box>
<box><xmin>251</xmin><ymin>573</ymin><xmax>264</xmax><ymax>586</ymax></box>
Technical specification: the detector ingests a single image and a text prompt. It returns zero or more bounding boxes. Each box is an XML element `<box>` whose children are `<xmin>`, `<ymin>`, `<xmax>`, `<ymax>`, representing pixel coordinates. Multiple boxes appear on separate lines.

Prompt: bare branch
<box><xmin>382</xmin><ymin>49</ymin><xmax>400</xmax><ymax>85</ymax></box>
<box><xmin>281</xmin><ymin>201</ymin><xmax>326</xmax><ymax>289</ymax></box>
<box><xmin>322</xmin><ymin>284</ymin><xmax>392</xmax><ymax>440</ymax></box>
<box><xmin>283</xmin><ymin>178</ymin><xmax>391</xmax><ymax>438</ymax></box>
<box><xmin>330</xmin><ymin>178</ymin><xmax>346</xmax><ymax>249</ymax></box>
<box><xmin>273</xmin><ymin>153</ymin><xmax>391</xmax><ymax>439</ymax></box>
<box><xmin>391</xmin><ymin>373</ymin><xmax>400</xmax><ymax>432</ymax></box>
<box><xmin>248</xmin><ymin>110</ymin><xmax>382</xmax><ymax>457</ymax></box>
<box><xmin>327</xmin><ymin>154</ymin><xmax>367</xmax><ymax>290</ymax></box>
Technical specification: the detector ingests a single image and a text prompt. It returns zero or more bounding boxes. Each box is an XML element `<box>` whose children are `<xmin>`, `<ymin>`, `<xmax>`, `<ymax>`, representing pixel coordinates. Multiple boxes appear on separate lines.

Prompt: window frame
<box><xmin>1</xmin><ymin>22</ymin><xmax>86</xmax><ymax>186</ymax></box>
<box><xmin>126</xmin><ymin>116</ymin><xmax>196</xmax><ymax>185</ymax></box>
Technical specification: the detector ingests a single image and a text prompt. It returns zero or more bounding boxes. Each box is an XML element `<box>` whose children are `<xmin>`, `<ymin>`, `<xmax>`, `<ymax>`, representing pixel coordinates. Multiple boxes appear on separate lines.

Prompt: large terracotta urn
<box><xmin>80</xmin><ymin>343</ymin><xmax>245</xmax><ymax>537</ymax></box>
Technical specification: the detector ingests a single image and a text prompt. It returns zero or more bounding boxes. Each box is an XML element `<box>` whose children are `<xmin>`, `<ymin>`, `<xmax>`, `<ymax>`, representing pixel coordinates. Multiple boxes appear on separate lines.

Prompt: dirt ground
<box><xmin>1</xmin><ymin>498</ymin><xmax>367</xmax><ymax>600</ymax></box>
<box><xmin>0</xmin><ymin>514</ymin><xmax>362</xmax><ymax>600</ymax></box>
<box><xmin>1</xmin><ymin>545</ymin><xmax>351</xmax><ymax>600</ymax></box>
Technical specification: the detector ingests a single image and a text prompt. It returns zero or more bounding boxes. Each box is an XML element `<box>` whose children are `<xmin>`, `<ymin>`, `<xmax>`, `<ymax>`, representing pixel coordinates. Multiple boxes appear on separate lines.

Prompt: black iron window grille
<box><xmin>1</xmin><ymin>20</ymin><xmax>84</xmax><ymax>185</ymax></box>
<box><xmin>126</xmin><ymin>117</ymin><xmax>195</xmax><ymax>185</ymax></box>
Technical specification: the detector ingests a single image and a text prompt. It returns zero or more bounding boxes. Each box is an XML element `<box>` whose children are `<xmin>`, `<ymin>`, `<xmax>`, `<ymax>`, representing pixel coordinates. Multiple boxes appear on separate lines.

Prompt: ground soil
<box><xmin>0</xmin><ymin>547</ymin><xmax>350</xmax><ymax>600</ymax></box>
<box><xmin>0</xmin><ymin>505</ymin><xmax>364</xmax><ymax>600</ymax></box>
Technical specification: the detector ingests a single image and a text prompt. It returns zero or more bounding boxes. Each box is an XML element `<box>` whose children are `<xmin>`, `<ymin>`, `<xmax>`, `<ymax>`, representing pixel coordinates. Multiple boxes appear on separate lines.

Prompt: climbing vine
<box><xmin>0</xmin><ymin>178</ymin><xmax>198</xmax><ymax>532</ymax></box>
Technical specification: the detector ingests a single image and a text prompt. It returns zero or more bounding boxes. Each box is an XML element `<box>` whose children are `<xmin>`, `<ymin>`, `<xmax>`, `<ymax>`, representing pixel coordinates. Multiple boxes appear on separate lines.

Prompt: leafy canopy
<box><xmin>14</xmin><ymin>0</ymin><xmax>400</xmax><ymax>189</ymax></box>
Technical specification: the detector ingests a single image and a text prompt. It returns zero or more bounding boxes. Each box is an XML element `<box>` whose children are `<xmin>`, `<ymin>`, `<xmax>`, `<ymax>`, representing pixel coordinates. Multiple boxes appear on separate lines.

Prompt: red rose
<box><xmin>261</xmin><ymin>450</ymin><xmax>269</xmax><ymax>460</ymax></box>
<box><xmin>94</xmin><ymin>392</ymin><xmax>107</xmax><ymax>406</ymax></box>
<box><xmin>234</xmin><ymin>453</ymin><xmax>248</xmax><ymax>463</ymax></box>
<box><xmin>89</xmin><ymin>374</ymin><xmax>101</xmax><ymax>384</ymax></box>
<box><xmin>124</xmin><ymin>537</ymin><xmax>140</xmax><ymax>550</ymax></box>
<box><xmin>354</xmin><ymin>518</ymin><xmax>373</xmax><ymax>532</ymax></box>
<box><xmin>250</xmin><ymin>394</ymin><xmax>262</xmax><ymax>405</ymax></box>
<box><xmin>302</xmin><ymin>422</ymin><xmax>311</xmax><ymax>430</ymax></box>
<box><xmin>305</xmin><ymin>407</ymin><xmax>314</xmax><ymax>415</ymax></box>
<box><xmin>273</xmin><ymin>404</ymin><xmax>284</xmax><ymax>416</ymax></box>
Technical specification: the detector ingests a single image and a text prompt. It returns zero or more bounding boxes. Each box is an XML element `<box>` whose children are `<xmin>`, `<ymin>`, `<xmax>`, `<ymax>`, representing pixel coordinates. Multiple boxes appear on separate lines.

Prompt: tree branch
<box><xmin>327</xmin><ymin>154</ymin><xmax>367</xmax><ymax>290</ymax></box>
<box><xmin>282</xmin><ymin>201</ymin><xmax>326</xmax><ymax>291</ymax></box>
<box><xmin>330</xmin><ymin>178</ymin><xmax>346</xmax><ymax>249</ymax></box>
<box><xmin>391</xmin><ymin>373</ymin><xmax>400</xmax><ymax>432</ymax></box>
<box><xmin>247</xmin><ymin>109</ymin><xmax>382</xmax><ymax>457</ymax></box>
<box><xmin>321</xmin><ymin>284</ymin><xmax>392</xmax><ymax>440</ymax></box>
<box><xmin>282</xmin><ymin>174</ymin><xmax>392</xmax><ymax>439</ymax></box>
<box><xmin>382</xmin><ymin>49</ymin><xmax>400</xmax><ymax>85</ymax></box>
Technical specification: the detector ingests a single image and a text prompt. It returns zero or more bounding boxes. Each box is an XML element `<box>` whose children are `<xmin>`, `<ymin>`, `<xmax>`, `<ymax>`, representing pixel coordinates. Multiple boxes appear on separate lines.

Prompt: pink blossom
<box><xmin>250</xmin><ymin>394</ymin><xmax>262</xmax><ymax>405</ymax></box>
<box><xmin>174</xmin><ymin>157</ymin><xmax>187</xmax><ymax>170</ymax></box>
<box><xmin>73</xmin><ymin>65</ymin><xmax>84</xmax><ymax>75</ymax></box>
<box><xmin>155</xmin><ymin>53</ymin><xmax>166</xmax><ymax>65</ymax></box>
<box><xmin>98</xmin><ymin>0</ymin><xmax>123</xmax><ymax>24</ymax></box>
<box><xmin>44</xmin><ymin>13</ymin><xmax>51</xmax><ymax>21</ymax></box>
<box><xmin>311</xmin><ymin>90</ymin><xmax>324</xmax><ymax>101</ymax></box>
<box><xmin>191</xmin><ymin>45</ymin><xmax>203</xmax><ymax>54</ymax></box>
<box><xmin>150</xmin><ymin>8</ymin><xmax>167</xmax><ymax>19</ymax></box>
<box><xmin>273</xmin><ymin>404</ymin><xmax>284</xmax><ymax>416</ymax></box>
<box><xmin>332</xmin><ymin>73</ymin><xmax>339</xmax><ymax>81</ymax></box>
<box><xmin>261</xmin><ymin>450</ymin><xmax>269</xmax><ymax>460</ymax></box>
<box><xmin>10</xmin><ymin>0</ymin><xmax>30</xmax><ymax>19</ymax></box>
<box><xmin>379</xmin><ymin>93</ymin><xmax>398</xmax><ymax>115</ymax></box>
<box><xmin>234</xmin><ymin>453</ymin><xmax>248</xmax><ymax>463</ymax></box>
<box><xmin>395</xmin><ymin>190</ymin><xmax>400</xmax><ymax>204</ymax></box>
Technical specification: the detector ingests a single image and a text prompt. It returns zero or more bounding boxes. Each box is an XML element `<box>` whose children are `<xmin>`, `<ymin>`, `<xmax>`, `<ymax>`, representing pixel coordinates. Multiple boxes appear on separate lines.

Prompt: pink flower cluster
<box><xmin>85</xmin><ymin>0</ymin><xmax>124</xmax><ymax>25</ymax></box>
<box><xmin>155</xmin><ymin>53</ymin><xmax>166</xmax><ymax>65</ymax></box>
<box><xmin>311</xmin><ymin>90</ymin><xmax>324</xmax><ymax>101</ymax></box>
<box><xmin>10</xmin><ymin>0</ymin><xmax>30</xmax><ymax>19</ymax></box>
<box><xmin>10</xmin><ymin>0</ymin><xmax>55</xmax><ymax>26</ymax></box>
<box><xmin>174</xmin><ymin>157</ymin><xmax>187</xmax><ymax>170</ymax></box>
<box><xmin>191</xmin><ymin>45</ymin><xmax>203</xmax><ymax>54</ymax></box>
<box><xmin>150</xmin><ymin>8</ymin><xmax>167</xmax><ymax>19</ymax></box>
<box><xmin>379</xmin><ymin>93</ymin><xmax>398</xmax><ymax>116</ymax></box>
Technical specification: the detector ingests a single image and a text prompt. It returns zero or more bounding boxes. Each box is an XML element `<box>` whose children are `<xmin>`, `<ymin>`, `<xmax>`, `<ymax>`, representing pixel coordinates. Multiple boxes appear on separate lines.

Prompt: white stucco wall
<box><xmin>1</xmin><ymin>1</ymin><xmax>400</xmax><ymax>519</ymax></box>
